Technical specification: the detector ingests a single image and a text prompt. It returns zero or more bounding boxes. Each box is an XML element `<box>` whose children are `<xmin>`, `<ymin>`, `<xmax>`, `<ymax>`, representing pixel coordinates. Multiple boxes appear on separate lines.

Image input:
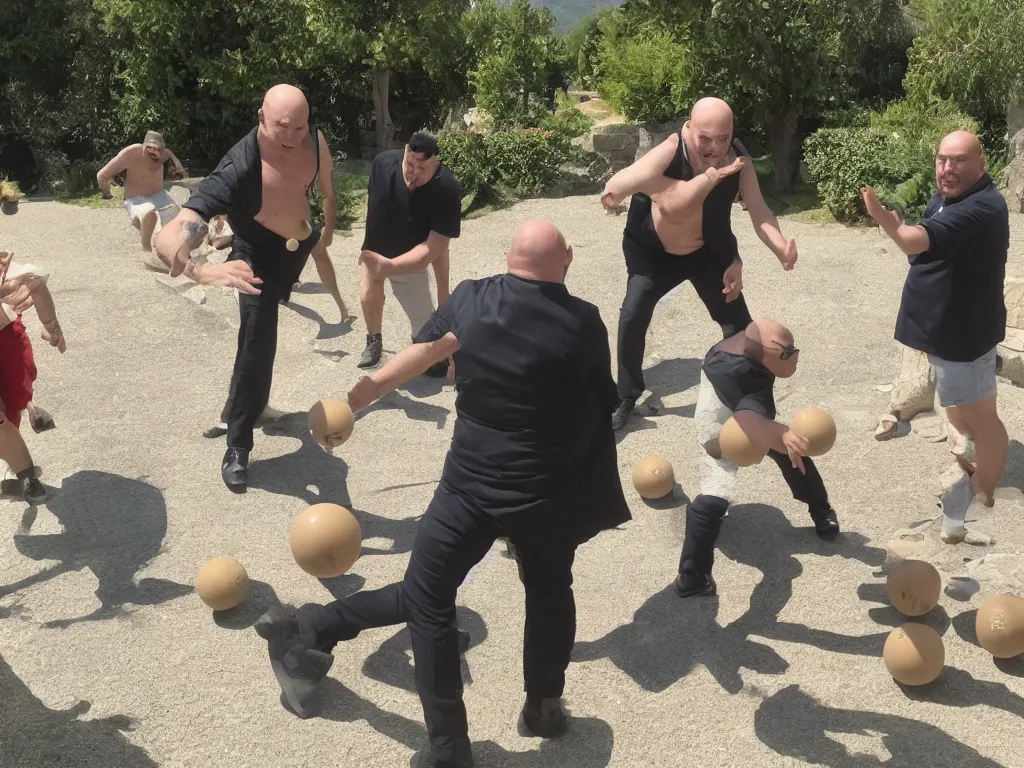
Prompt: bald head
<box><xmin>259</xmin><ymin>84</ymin><xmax>310</xmax><ymax>151</ymax></box>
<box><xmin>686</xmin><ymin>97</ymin><xmax>735</xmax><ymax>173</ymax></box>
<box><xmin>506</xmin><ymin>219</ymin><xmax>573</xmax><ymax>283</ymax></box>
<box><xmin>743</xmin><ymin>318</ymin><xmax>799</xmax><ymax>377</ymax></box>
<box><xmin>935</xmin><ymin>130</ymin><xmax>986</xmax><ymax>199</ymax></box>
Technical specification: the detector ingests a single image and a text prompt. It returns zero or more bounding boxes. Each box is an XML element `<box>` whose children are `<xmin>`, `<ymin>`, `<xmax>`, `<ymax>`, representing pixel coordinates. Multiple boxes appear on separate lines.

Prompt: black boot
<box><xmin>221</xmin><ymin>448</ymin><xmax>249</xmax><ymax>493</ymax></box>
<box><xmin>521</xmin><ymin>696</ymin><xmax>568</xmax><ymax>738</ymax></box>
<box><xmin>676</xmin><ymin>494</ymin><xmax>729</xmax><ymax>598</ymax></box>
<box><xmin>409</xmin><ymin>743</ymin><xmax>476</xmax><ymax>768</ymax></box>
<box><xmin>810</xmin><ymin>505</ymin><xmax>840</xmax><ymax>541</ymax></box>
<box><xmin>255</xmin><ymin>603</ymin><xmax>335</xmax><ymax>719</ymax></box>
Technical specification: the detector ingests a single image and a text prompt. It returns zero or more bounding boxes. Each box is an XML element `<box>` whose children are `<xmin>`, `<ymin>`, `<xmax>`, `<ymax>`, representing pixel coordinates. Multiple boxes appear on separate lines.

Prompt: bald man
<box><xmin>863</xmin><ymin>131</ymin><xmax>1009</xmax><ymax>543</ymax></box>
<box><xmin>155</xmin><ymin>84</ymin><xmax>336</xmax><ymax>492</ymax></box>
<box><xmin>255</xmin><ymin>220</ymin><xmax>630</xmax><ymax>767</ymax></box>
<box><xmin>676</xmin><ymin>318</ymin><xmax>839</xmax><ymax>598</ymax></box>
<box><xmin>601</xmin><ymin>97</ymin><xmax>799</xmax><ymax>430</ymax></box>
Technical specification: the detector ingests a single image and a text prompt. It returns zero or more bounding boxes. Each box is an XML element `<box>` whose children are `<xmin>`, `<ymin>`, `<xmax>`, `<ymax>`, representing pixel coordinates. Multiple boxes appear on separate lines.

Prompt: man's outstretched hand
<box><xmin>861</xmin><ymin>186</ymin><xmax>903</xmax><ymax>231</ymax></box>
<box><xmin>722</xmin><ymin>259</ymin><xmax>743</xmax><ymax>303</ymax></box>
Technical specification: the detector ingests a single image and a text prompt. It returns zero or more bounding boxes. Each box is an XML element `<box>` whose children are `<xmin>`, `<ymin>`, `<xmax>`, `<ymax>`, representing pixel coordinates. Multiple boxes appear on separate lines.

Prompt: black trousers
<box><xmin>617</xmin><ymin>234</ymin><xmax>753</xmax><ymax>402</ymax></box>
<box><xmin>223</xmin><ymin>288</ymin><xmax>281</xmax><ymax>451</ymax></box>
<box><xmin>312</xmin><ymin>487</ymin><xmax>578</xmax><ymax>766</ymax></box>
<box><xmin>678</xmin><ymin>450</ymin><xmax>830</xmax><ymax>585</ymax></box>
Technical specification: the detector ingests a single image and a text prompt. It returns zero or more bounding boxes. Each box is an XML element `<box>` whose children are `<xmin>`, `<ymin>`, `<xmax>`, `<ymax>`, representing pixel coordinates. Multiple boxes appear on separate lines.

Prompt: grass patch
<box><xmin>750</xmin><ymin>155</ymin><xmax>830</xmax><ymax>222</ymax></box>
<box><xmin>59</xmin><ymin>190</ymin><xmax>124</xmax><ymax>208</ymax></box>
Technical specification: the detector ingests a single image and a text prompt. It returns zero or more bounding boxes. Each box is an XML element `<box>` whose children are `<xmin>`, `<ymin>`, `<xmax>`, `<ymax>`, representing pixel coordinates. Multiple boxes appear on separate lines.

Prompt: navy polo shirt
<box><xmin>894</xmin><ymin>173</ymin><xmax>1008</xmax><ymax>362</ymax></box>
<box><xmin>362</xmin><ymin>149</ymin><xmax>462</xmax><ymax>259</ymax></box>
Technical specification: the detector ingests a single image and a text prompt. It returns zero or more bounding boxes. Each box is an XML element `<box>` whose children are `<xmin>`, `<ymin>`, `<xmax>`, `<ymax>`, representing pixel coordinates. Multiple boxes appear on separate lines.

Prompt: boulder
<box><xmin>1008</xmin><ymin>100</ymin><xmax>1024</xmax><ymax>146</ymax></box>
<box><xmin>635</xmin><ymin>121</ymin><xmax>682</xmax><ymax>162</ymax></box>
<box><xmin>1006</xmin><ymin>280</ymin><xmax>1024</xmax><ymax>329</ymax></box>
<box><xmin>1010</xmin><ymin>127</ymin><xmax>1024</xmax><ymax>162</ymax></box>
<box><xmin>888</xmin><ymin>344</ymin><xmax>935</xmax><ymax>421</ymax></box>
<box><xmin>1002</xmin><ymin>153</ymin><xmax>1024</xmax><ymax>214</ymax></box>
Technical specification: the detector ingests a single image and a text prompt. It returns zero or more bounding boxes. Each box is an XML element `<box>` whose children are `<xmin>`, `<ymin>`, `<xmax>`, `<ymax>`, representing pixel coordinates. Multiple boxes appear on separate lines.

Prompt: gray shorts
<box><xmin>928</xmin><ymin>346</ymin><xmax>998</xmax><ymax>407</ymax></box>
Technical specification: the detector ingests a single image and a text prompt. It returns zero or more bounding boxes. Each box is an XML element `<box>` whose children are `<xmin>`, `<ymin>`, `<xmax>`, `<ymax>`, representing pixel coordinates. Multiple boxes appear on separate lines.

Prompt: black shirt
<box><xmin>625</xmin><ymin>134</ymin><xmax>749</xmax><ymax>258</ymax></box>
<box><xmin>894</xmin><ymin>173</ymin><xmax>1008</xmax><ymax>362</ymax></box>
<box><xmin>183</xmin><ymin>126</ymin><xmax>321</xmax><ymax>298</ymax></box>
<box><xmin>702</xmin><ymin>337</ymin><xmax>777</xmax><ymax>419</ymax></box>
<box><xmin>362</xmin><ymin>149</ymin><xmax>462</xmax><ymax>259</ymax></box>
<box><xmin>414</xmin><ymin>273</ymin><xmax>630</xmax><ymax>540</ymax></box>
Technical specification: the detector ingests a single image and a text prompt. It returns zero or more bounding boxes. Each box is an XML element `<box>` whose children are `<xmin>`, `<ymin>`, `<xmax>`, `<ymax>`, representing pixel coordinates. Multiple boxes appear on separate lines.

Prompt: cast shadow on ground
<box><xmin>360</xmin><ymin>388</ymin><xmax>451</xmax><ymax>430</ymax></box>
<box><xmin>755</xmin><ymin>684</ymin><xmax>1004</xmax><ymax>767</ymax></box>
<box><xmin>292</xmin><ymin>676</ymin><xmax>614</xmax><ymax>767</ymax></box>
<box><xmin>0</xmin><ymin>653</ymin><xmax>158</xmax><ymax>767</ymax></box>
<box><xmin>361</xmin><ymin>607</ymin><xmax>487</xmax><ymax>692</ymax></box>
<box><xmin>283</xmin><ymin>297</ymin><xmax>354</xmax><ymax>341</ymax></box>
<box><xmin>574</xmin><ymin>504</ymin><xmax>889</xmax><ymax>693</ymax></box>
<box><xmin>1</xmin><ymin>470</ymin><xmax>193</xmax><ymax>628</ymax></box>
<box><xmin>213</xmin><ymin>580</ymin><xmax>282</xmax><ymax>630</ymax></box>
<box><xmin>614</xmin><ymin>357</ymin><xmax>702</xmax><ymax>445</ymax></box>
<box><xmin>857</xmin><ymin>581</ymin><xmax>953</xmax><ymax>637</ymax></box>
<box><xmin>953</xmin><ymin>609</ymin><xmax>1024</xmax><ymax>678</ymax></box>
<box><xmin>253</xmin><ymin>415</ymin><xmax>421</xmax><ymax>556</ymax></box>
<box><xmin>640</xmin><ymin>485</ymin><xmax>690</xmax><ymax>511</ymax></box>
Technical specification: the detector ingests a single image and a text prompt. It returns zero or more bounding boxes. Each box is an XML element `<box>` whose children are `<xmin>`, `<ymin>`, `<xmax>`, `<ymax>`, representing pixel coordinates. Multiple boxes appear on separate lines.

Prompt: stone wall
<box><xmin>574</xmin><ymin>120</ymin><xmax>683</xmax><ymax>170</ymax></box>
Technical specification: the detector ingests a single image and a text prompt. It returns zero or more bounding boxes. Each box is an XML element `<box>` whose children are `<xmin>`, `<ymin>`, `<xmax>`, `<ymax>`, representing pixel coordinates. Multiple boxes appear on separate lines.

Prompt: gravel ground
<box><xmin>1</xmin><ymin>194</ymin><xmax>1024</xmax><ymax>768</ymax></box>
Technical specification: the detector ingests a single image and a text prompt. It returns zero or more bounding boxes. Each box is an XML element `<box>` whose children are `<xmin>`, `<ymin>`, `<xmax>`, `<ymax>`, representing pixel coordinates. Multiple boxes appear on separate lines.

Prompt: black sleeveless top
<box><xmin>624</xmin><ymin>131</ymin><xmax>749</xmax><ymax>258</ymax></box>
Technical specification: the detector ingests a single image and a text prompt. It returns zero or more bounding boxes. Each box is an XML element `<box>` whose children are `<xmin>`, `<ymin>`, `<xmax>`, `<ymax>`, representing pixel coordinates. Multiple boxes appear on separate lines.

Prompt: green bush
<box><xmin>438</xmin><ymin>126</ymin><xmax>578</xmax><ymax>207</ymax></box>
<box><xmin>805</xmin><ymin>99</ymin><xmax>980</xmax><ymax>222</ymax></box>
<box><xmin>539</xmin><ymin>92</ymin><xmax>594</xmax><ymax>140</ymax></box>
<box><xmin>487</xmin><ymin>128</ymin><xmax>570</xmax><ymax>196</ymax></box>
<box><xmin>598</xmin><ymin>29</ymin><xmax>690</xmax><ymax>124</ymax></box>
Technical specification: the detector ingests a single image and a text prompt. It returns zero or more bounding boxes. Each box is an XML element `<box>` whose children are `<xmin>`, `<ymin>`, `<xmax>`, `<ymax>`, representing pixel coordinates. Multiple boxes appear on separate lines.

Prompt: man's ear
<box><xmin>258</xmin><ymin>107</ymin><xmax>265</xmax><ymax>126</ymax></box>
<box><xmin>565</xmin><ymin>244</ymin><xmax>574</xmax><ymax>268</ymax></box>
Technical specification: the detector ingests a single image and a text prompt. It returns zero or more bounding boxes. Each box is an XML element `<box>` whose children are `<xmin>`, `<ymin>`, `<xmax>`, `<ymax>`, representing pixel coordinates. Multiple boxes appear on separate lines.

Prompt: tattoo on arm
<box><xmin>180</xmin><ymin>220</ymin><xmax>208</xmax><ymax>249</ymax></box>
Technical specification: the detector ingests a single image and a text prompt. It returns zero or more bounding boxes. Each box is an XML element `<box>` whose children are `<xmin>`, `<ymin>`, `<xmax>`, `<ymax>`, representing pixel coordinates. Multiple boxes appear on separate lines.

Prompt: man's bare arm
<box><xmin>165</xmin><ymin>149</ymin><xmax>186</xmax><ymax>176</ymax></box>
<box><xmin>737</xmin><ymin>160</ymin><xmax>797</xmax><ymax>268</ymax></box>
<box><xmin>348</xmin><ymin>333</ymin><xmax>461</xmax><ymax>411</ymax></box>
<box><xmin>316</xmin><ymin>132</ymin><xmax>337</xmax><ymax>246</ymax></box>
<box><xmin>97</xmin><ymin>145</ymin><xmax>138</xmax><ymax>196</ymax></box>
<box><xmin>432</xmin><ymin>251</ymin><xmax>451</xmax><ymax>305</ymax></box>
<box><xmin>602</xmin><ymin>133</ymin><xmax>680</xmax><ymax>206</ymax></box>
<box><xmin>387</xmin><ymin>232</ymin><xmax>452</xmax><ymax>275</ymax></box>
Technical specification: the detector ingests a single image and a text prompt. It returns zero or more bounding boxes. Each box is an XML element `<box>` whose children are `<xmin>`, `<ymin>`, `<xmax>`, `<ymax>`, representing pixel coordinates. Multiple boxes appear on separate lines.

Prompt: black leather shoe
<box><xmin>673</xmin><ymin>573</ymin><xmax>717</xmax><ymax>599</ymax></box>
<box><xmin>221</xmin><ymin>448</ymin><xmax>249</xmax><ymax>493</ymax></box>
<box><xmin>410</xmin><ymin>744</ymin><xmax>476</xmax><ymax>767</ymax></box>
<box><xmin>520</xmin><ymin>696</ymin><xmax>568</xmax><ymax>738</ymax></box>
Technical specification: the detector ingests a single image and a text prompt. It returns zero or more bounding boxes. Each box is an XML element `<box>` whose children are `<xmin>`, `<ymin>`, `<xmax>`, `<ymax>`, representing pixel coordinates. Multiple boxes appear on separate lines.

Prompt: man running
<box><xmin>600</xmin><ymin>97</ymin><xmax>799</xmax><ymax>430</ymax></box>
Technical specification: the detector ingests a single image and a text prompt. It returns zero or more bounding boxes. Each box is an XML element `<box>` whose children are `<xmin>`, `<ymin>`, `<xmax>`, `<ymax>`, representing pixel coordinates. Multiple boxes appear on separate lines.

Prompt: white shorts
<box><xmin>389</xmin><ymin>271</ymin><xmax>434</xmax><ymax>339</ymax></box>
<box><xmin>124</xmin><ymin>190</ymin><xmax>179</xmax><ymax>230</ymax></box>
<box><xmin>928</xmin><ymin>347</ymin><xmax>999</xmax><ymax>407</ymax></box>
<box><xmin>694</xmin><ymin>371</ymin><xmax>739</xmax><ymax>500</ymax></box>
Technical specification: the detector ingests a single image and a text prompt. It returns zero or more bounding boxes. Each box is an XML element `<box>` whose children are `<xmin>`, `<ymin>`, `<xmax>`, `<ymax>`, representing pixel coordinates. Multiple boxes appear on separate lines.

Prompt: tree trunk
<box><xmin>768</xmin><ymin>109</ymin><xmax>800</xmax><ymax>193</ymax></box>
<box><xmin>372</xmin><ymin>67</ymin><xmax>395</xmax><ymax>155</ymax></box>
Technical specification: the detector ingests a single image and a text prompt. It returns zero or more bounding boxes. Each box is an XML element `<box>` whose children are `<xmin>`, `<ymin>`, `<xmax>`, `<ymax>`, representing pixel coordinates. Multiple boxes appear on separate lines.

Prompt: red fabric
<box><xmin>0</xmin><ymin>317</ymin><xmax>37</xmax><ymax>428</ymax></box>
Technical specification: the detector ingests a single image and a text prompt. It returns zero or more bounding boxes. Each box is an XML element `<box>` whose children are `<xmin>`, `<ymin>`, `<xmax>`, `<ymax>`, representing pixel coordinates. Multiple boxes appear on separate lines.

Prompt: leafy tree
<box><xmin>306</xmin><ymin>0</ymin><xmax>470</xmax><ymax>153</ymax></box>
<box><xmin>598</xmin><ymin>25</ymin><xmax>689</xmax><ymax>123</ymax></box>
<box><xmin>466</xmin><ymin>0</ymin><xmax>569</xmax><ymax>129</ymax></box>
<box><xmin>617</xmin><ymin>0</ymin><xmax>907</xmax><ymax>192</ymax></box>
<box><xmin>903</xmin><ymin>0</ymin><xmax>1024</xmax><ymax>145</ymax></box>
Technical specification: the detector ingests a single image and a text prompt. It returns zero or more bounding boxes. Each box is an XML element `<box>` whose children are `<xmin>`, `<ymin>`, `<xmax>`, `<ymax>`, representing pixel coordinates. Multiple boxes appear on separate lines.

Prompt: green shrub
<box><xmin>310</xmin><ymin>171</ymin><xmax>364</xmax><ymax>233</ymax></box>
<box><xmin>539</xmin><ymin>92</ymin><xmax>594</xmax><ymax>140</ymax></box>
<box><xmin>438</xmin><ymin>125</ymin><xmax>578</xmax><ymax>207</ymax></box>
<box><xmin>598</xmin><ymin>30</ymin><xmax>690</xmax><ymax>124</ymax></box>
<box><xmin>486</xmin><ymin>128</ymin><xmax>570</xmax><ymax>196</ymax></box>
<box><xmin>805</xmin><ymin>99</ymin><xmax>980</xmax><ymax>222</ymax></box>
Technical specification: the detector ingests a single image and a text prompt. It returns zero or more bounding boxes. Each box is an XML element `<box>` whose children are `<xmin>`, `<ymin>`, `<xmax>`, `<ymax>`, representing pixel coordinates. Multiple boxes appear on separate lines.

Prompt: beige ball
<box><xmin>719</xmin><ymin>417</ymin><xmax>767</xmax><ymax>467</ymax></box>
<box><xmin>195</xmin><ymin>556</ymin><xmax>249</xmax><ymax>611</ymax></box>
<box><xmin>887</xmin><ymin>559</ymin><xmax>941</xmax><ymax>617</ymax></box>
<box><xmin>883</xmin><ymin>623</ymin><xmax>945</xmax><ymax>686</ymax></box>
<box><xmin>976</xmin><ymin>594</ymin><xmax>1024</xmax><ymax>659</ymax></box>
<box><xmin>285</xmin><ymin>238</ymin><xmax>299</xmax><ymax>252</ymax></box>
<box><xmin>309</xmin><ymin>399</ymin><xmax>355</xmax><ymax>450</ymax></box>
<box><xmin>790</xmin><ymin>407</ymin><xmax>837</xmax><ymax>457</ymax></box>
<box><xmin>632</xmin><ymin>457</ymin><xmax>675</xmax><ymax>499</ymax></box>
<box><xmin>290</xmin><ymin>503</ymin><xmax>362</xmax><ymax>579</ymax></box>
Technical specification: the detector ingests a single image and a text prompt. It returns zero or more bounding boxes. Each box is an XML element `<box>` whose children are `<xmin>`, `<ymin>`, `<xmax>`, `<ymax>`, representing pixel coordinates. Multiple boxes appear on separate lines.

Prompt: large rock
<box><xmin>889</xmin><ymin>344</ymin><xmax>935</xmax><ymax>420</ymax></box>
<box><xmin>1002</xmin><ymin>153</ymin><xmax>1024</xmax><ymax>214</ymax></box>
<box><xmin>998</xmin><ymin>280</ymin><xmax>1024</xmax><ymax>387</ymax></box>
<box><xmin>636</xmin><ymin>121</ymin><xmax>682</xmax><ymax>162</ymax></box>
<box><xmin>1009</xmin><ymin>127</ymin><xmax>1024</xmax><ymax>162</ymax></box>
<box><xmin>1008</xmin><ymin>101</ymin><xmax>1024</xmax><ymax>146</ymax></box>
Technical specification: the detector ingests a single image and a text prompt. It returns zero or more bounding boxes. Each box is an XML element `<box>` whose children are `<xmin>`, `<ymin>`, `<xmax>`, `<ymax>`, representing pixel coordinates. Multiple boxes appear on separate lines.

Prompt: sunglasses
<box><xmin>771</xmin><ymin>341</ymin><xmax>799</xmax><ymax>360</ymax></box>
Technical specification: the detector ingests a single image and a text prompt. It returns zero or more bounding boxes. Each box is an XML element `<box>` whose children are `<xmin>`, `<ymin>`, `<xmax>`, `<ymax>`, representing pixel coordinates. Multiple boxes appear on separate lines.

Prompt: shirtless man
<box><xmin>600</xmin><ymin>97</ymin><xmax>800</xmax><ymax>430</ymax></box>
<box><xmin>97</xmin><ymin>131</ymin><xmax>187</xmax><ymax>257</ymax></box>
<box><xmin>155</xmin><ymin>84</ymin><xmax>335</xmax><ymax>492</ymax></box>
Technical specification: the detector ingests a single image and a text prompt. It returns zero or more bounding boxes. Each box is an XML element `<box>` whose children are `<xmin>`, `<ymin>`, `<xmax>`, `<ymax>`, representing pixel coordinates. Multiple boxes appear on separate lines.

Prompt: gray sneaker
<box><xmin>23</xmin><ymin>477</ymin><xmax>47</xmax><ymax>505</ymax></box>
<box><xmin>611</xmin><ymin>399</ymin><xmax>635</xmax><ymax>430</ymax></box>
<box><xmin>358</xmin><ymin>334</ymin><xmax>382</xmax><ymax>369</ymax></box>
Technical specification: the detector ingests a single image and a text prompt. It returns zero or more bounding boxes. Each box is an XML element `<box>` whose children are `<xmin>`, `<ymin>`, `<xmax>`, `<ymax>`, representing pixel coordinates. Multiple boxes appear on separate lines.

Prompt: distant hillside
<box><xmin>529</xmin><ymin>0</ymin><xmax>625</xmax><ymax>33</ymax></box>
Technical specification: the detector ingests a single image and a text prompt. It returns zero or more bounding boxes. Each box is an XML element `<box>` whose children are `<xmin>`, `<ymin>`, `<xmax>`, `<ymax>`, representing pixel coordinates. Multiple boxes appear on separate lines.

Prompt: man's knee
<box><xmin>947</xmin><ymin>396</ymin><xmax>999</xmax><ymax>438</ymax></box>
<box><xmin>619</xmin><ymin>275</ymin><xmax>660</xmax><ymax>321</ymax></box>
